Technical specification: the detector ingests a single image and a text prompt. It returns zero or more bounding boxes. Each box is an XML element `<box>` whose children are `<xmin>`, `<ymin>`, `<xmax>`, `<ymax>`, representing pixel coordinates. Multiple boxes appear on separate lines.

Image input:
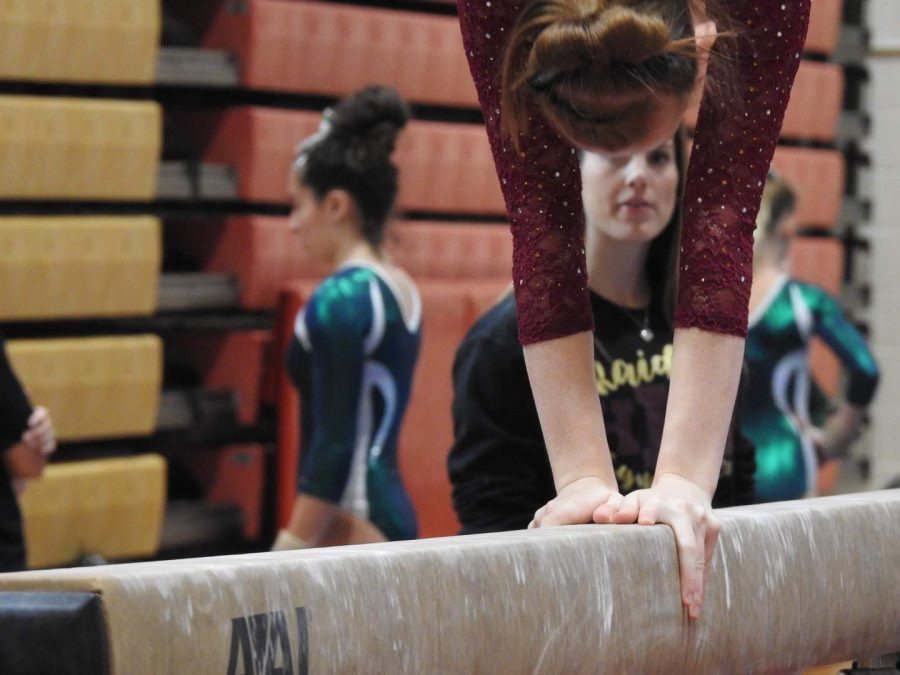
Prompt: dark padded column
<box><xmin>0</xmin><ymin>592</ymin><xmax>109</xmax><ymax>675</ymax></box>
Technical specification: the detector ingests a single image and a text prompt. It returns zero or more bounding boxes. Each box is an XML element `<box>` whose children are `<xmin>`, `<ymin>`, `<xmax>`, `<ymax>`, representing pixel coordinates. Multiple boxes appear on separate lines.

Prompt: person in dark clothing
<box><xmin>0</xmin><ymin>335</ymin><xmax>56</xmax><ymax>572</ymax></box>
<box><xmin>449</xmin><ymin>135</ymin><xmax>755</xmax><ymax>535</ymax></box>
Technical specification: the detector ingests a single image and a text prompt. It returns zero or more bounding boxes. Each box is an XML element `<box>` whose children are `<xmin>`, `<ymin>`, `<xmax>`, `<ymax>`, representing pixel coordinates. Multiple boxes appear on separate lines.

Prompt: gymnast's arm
<box><xmin>292</xmin><ymin>283</ymin><xmax>370</xmax><ymax>545</ymax></box>
<box><xmin>806</xmin><ymin>284</ymin><xmax>879</xmax><ymax>459</ymax></box>
<box><xmin>457</xmin><ymin>0</ymin><xmax>620</xmax><ymax>523</ymax></box>
<box><xmin>449</xmin><ymin>311</ymin><xmax>555</xmax><ymax>535</ymax></box>
<box><xmin>602</xmin><ymin>0</ymin><xmax>811</xmax><ymax>617</ymax></box>
<box><xmin>659</xmin><ymin>0</ymin><xmax>811</xmax><ymax>479</ymax></box>
<box><xmin>458</xmin><ymin>0</ymin><xmax>809</xmax><ymax>618</ymax></box>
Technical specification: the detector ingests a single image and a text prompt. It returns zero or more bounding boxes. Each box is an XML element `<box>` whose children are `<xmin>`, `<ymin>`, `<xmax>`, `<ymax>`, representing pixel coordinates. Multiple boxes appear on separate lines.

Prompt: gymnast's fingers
<box><xmin>530</xmin><ymin>504</ymin><xmax>548</xmax><ymax>528</ymax></box>
<box><xmin>635</xmin><ymin>497</ymin><xmax>660</xmax><ymax>527</ymax></box>
<box><xmin>662</xmin><ymin>506</ymin><xmax>705</xmax><ymax>620</ymax></box>
<box><xmin>592</xmin><ymin>490</ymin><xmax>625</xmax><ymax>524</ymax></box>
<box><xmin>606</xmin><ymin>490</ymin><xmax>641</xmax><ymax>525</ymax></box>
<box><xmin>538</xmin><ymin>495</ymin><xmax>595</xmax><ymax>527</ymax></box>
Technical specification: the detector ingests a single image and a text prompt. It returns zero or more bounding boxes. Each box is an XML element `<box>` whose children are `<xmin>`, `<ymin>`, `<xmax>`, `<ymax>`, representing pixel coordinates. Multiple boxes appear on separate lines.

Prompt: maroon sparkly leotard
<box><xmin>458</xmin><ymin>1</ymin><xmax>810</xmax><ymax>344</ymax></box>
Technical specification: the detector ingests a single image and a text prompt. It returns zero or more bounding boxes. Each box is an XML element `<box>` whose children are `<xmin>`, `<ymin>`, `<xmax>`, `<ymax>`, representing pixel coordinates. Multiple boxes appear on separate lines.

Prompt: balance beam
<box><xmin>1</xmin><ymin>491</ymin><xmax>898</xmax><ymax>674</ymax></box>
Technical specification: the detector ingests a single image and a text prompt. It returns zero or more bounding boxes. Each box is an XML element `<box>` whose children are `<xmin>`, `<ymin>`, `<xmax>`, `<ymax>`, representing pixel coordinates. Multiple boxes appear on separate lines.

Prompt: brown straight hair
<box><xmin>647</xmin><ymin>125</ymin><xmax>688</xmax><ymax>325</ymax></box>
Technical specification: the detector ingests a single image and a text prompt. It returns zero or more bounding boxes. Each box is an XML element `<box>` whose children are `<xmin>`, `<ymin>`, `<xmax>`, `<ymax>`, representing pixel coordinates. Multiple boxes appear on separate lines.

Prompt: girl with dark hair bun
<box><xmin>458</xmin><ymin>0</ymin><xmax>810</xmax><ymax>619</ymax></box>
<box><xmin>272</xmin><ymin>86</ymin><xmax>422</xmax><ymax>551</ymax></box>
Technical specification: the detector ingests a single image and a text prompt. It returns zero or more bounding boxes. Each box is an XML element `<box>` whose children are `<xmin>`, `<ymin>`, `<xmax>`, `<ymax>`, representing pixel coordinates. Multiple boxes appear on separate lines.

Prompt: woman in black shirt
<box><xmin>449</xmin><ymin>134</ymin><xmax>755</xmax><ymax>534</ymax></box>
<box><xmin>0</xmin><ymin>335</ymin><xmax>56</xmax><ymax>571</ymax></box>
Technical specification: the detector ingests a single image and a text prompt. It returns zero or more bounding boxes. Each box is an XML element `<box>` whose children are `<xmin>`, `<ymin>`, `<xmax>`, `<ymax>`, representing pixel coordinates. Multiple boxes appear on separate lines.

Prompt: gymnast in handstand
<box><xmin>458</xmin><ymin>0</ymin><xmax>809</xmax><ymax>617</ymax></box>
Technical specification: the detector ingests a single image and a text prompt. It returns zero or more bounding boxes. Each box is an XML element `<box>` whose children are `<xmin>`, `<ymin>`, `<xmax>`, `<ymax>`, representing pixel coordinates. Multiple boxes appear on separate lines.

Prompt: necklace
<box><xmin>591</xmin><ymin>303</ymin><xmax>654</xmax><ymax>365</ymax></box>
<box><xmin>620</xmin><ymin>305</ymin><xmax>654</xmax><ymax>343</ymax></box>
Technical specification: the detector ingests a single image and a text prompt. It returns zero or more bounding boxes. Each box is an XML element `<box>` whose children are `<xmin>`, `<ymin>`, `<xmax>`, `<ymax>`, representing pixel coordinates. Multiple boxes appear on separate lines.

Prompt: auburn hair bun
<box><xmin>501</xmin><ymin>0</ymin><xmax>722</xmax><ymax>151</ymax></box>
<box><xmin>530</xmin><ymin>4</ymin><xmax>673</xmax><ymax>76</ymax></box>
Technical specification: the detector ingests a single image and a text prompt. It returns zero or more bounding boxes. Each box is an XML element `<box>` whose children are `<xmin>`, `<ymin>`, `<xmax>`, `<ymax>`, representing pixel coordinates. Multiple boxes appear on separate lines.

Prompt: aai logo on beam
<box><xmin>227</xmin><ymin>607</ymin><xmax>308</xmax><ymax>675</ymax></box>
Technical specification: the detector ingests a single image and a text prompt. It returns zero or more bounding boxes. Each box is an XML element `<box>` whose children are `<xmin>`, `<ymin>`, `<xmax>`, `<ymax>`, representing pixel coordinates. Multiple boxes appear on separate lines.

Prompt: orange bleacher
<box><xmin>391</xmin><ymin>221</ymin><xmax>512</xmax><ymax>280</ymax></box>
<box><xmin>781</xmin><ymin>61</ymin><xmax>845</xmax><ymax>143</ymax></box>
<box><xmin>186</xmin><ymin>107</ymin><xmax>504</xmax><ymax>213</ymax></box>
<box><xmin>170</xmin><ymin>331</ymin><xmax>271</xmax><ymax>426</ymax></box>
<box><xmin>190</xmin><ymin>102</ymin><xmax>846</xmax><ymax>233</ymax></box>
<box><xmin>434</xmin><ymin>0</ymin><xmax>870</xmax><ymax>88</ymax></box>
<box><xmin>183</xmin><ymin>0</ymin><xmax>476</xmax><ymax>107</ymax></box>
<box><xmin>397</xmin><ymin>282</ymin><xmax>476</xmax><ymax>538</ymax></box>
<box><xmin>406</xmin><ymin>279</ymin><xmax>509</xmax><ymax>538</ymax></box>
<box><xmin>682</xmin><ymin>63</ymin><xmax>843</xmax><ymax>145</ymax></box>
<box><xmin>271</xmin><ymin>280</ymin><xmax>312</xmax><ymax>530</ymax></box>
<box><xmin>167</xmin><ymin>215</ymin><xmax>511</xmax><ymax>310</ymax></box>
<box><xmin>179</xmin><ymin>0</ymin><xmax>843</xmax><ymax>105</ymax></box>
<box><xmin>771</xmin><ymin>147</ymin><xmax>846</xmax><ymax>230</ymax></box>
<box><xmin>806</xmin><ymin>0</ymin><xmax>844</xmax><ymax>55</ymax></box>
<box><xmin>790</xmin><ymin>237</ymin><xmax>845</xmax><ymax>297</ymax></box>
<box><xmin>181</xmin><ymin>445</ymin><xmax>266</xmax><ymax>540</ymax></box>
<box><xmin>167</xmin><ymin>216</ymin><xmax>327</xmax><ymax>310</ymax></box>
<box><xmin>394</xmin><ymin>122</ymin><xmax>503</xmax><ymax>214</ymax></box>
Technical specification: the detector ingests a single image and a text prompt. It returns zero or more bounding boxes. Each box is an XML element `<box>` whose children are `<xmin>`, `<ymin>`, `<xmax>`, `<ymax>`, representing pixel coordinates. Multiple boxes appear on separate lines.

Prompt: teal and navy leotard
<box><xmin>287</xmin><ymin>265</ymin><xmax>421</xmax><ymax>541</ymax></box>
<box><xmin>741</xmin><ymin>275</ymin><xmax>878</xmax><ymax>502</ymax></box>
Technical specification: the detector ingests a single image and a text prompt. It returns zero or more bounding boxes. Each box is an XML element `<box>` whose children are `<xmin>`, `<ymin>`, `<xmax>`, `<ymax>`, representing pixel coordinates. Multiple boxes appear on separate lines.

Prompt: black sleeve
<box><xmin>721</xmin><ymin>427</ymin><xmax>757</xmax><ymax>507</ymax></box>
<box><xmin>0</xmin><ymin>336</ymin><xmax>32</xmax><ymax>453</ymax></box>
<box><xmin>713</xmin><ymin>368</ymin><xmax>756</xmax><ymax>508</ymax></box>
<box><xmin>448</xmin><ymin>330</ymin><xmax>555</xmax><ymax>535</ymax></box>
<box><xmin>0</xmin><ymin>336</ymin><xmax>28</xmax><ymax>572</ymax></box>
<box><xmin>807</xmin><ymin>374</ymin><xmax>836</xmax><ymax>427</ymax></box>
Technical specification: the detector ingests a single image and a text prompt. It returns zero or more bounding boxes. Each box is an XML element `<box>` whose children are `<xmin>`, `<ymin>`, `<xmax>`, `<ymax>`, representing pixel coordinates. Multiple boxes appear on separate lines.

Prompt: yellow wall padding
<box><xmin>0</xmin><ymin>216</ymin><xmax>161</xmax><ymax>320</ymax></box>
<box><xmin>20</xmin><ymin>454</ymin><xmax>167</xmax><ymax>569</ymax></box>
<box><xmin>0</xmin><ymin>95</ymin><xmax>161</xmax><ymax>200</ymax></box>
<box><xmin>0</xmin><ymin>0</ymin><xmax>161</xmax><ymax>85</ymax></box>
<box><xmin>6</xmin><ymin>335</ymin><xmax>163</xmax><ymax>441</ymax></box>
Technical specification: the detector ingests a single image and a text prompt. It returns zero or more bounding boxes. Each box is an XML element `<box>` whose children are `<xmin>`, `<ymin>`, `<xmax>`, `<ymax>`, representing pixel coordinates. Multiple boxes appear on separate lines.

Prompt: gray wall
<box><xmin>865</xmin><ymin>0</ymin><xmax>900</xmax><ymax>488</ymax></box>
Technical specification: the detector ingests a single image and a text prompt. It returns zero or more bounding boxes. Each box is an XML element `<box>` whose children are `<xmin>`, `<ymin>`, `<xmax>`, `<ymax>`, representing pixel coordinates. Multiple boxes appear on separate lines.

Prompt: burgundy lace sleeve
<box><xmin>458</xmin><ymin>1</ymin><xmax>810</xmax><ymax>344</ymax></box>
<box><xmin>675</xmin><ymin>1</ymin><xmax>810</xmax><ymax>336</ymax></box>
<box><xmin>458</xmin><ymin>1</ymin><xmax>592</xmax><ymax>345</ymax></box>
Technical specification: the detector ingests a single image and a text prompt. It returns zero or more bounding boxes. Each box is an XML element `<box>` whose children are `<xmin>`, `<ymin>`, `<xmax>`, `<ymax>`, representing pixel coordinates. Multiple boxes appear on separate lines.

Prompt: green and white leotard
<box><xmin>288</xmin><ymin>265</ymin><xmax>421</xmax><ymax>540</ymax></box>
<box><xmin>742</xmin><ymin>275</ymin><xmax>878</xmax><ymax>502</ymax></box>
